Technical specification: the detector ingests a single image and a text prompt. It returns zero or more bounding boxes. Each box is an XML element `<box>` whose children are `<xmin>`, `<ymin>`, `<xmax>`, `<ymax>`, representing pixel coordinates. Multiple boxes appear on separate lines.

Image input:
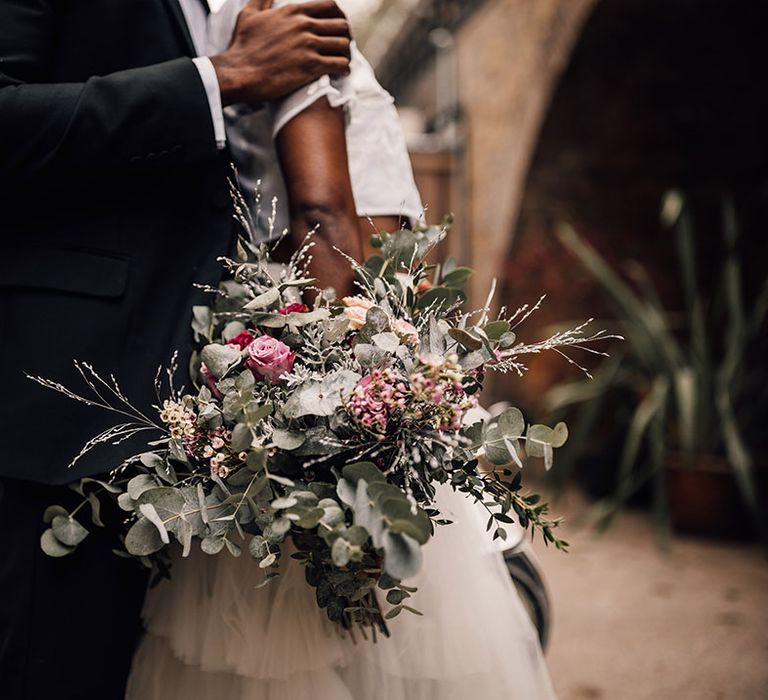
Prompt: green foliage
<box><xmin>553</xmin><ymin>191</ymin><xmax>766</xmax><ymax>535</ymax></box>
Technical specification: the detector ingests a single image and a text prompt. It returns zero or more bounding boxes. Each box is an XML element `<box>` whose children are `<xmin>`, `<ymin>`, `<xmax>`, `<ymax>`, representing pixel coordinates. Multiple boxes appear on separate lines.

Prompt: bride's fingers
<box><xmin>309</xmin><ymin>18</ymin><xmax>351</xmax><ymax>38</ymax></box>
<box><xmin>247</xmin><ymin>0</ymin><xmax>273</xmax><ymax>9</ymax></box>
<box><xmin>316</xmin><ymin>36</ymin><xmax>352</xmax><ymax>59</ymax></box>
<box><xmin>301</xmin><ymin>0</ymin><xmax>347</xmax><ymax>20</ymax></box>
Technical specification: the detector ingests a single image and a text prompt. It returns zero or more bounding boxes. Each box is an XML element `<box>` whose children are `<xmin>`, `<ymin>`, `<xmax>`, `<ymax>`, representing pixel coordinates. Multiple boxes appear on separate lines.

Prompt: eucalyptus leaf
<box><xmin>230</xmin><ymin>423</ymin><xmax>252</xmax><ymax>452</ymax></box>
<box><xmin>136</xmin><ymin>488</ymin><xmax>186</xmax><ymax>534</ymax></box>
<box><xmin>448</xmin><ymin>327</ymin><xmax>483</xmax><ymax>350</ymax></box>
<box><xmin>342</xmin><ymin>462</ymin><xmax>386</xmax><ymax>484</ymax></box>
<box><xmin>43</xmin><ymin>505</ymin><xmax>68</xmax><ymax>524</ymax></box>
<box><xmin>51</xmin><ymin>515</ymin><xmax>89</xmax><ymax>547</ymax></box>
<box><xmin>118</xmin><ymin>493</ymin><xmax>135</xmax><ymax>512</ymax></box>
<box><xmin>243</xmin><ymin>287</ymin><xmax>280</xmax><ymax>311</ymax></box>
<box><xmin>499</xmin><ymin>331</ymin><xmax>517</xmax><ymax>349</ymax></box>
<box><xmin>201</xmin><ymin>536</ymin><xmax>226</xmax><ymax>555</ymax></box>
<box><xmin>200</xmin><ymin>344</ymin><xmax>241</xmax><ymax>378</ymax></box>
<box><xmin>127</xmin><ymin>474</ymin><xmax>157</xmax><ymax>501</ymax></box>
<box><xmin>497</xmin><ymin>407</ymin><xmax>525</xmax><ymax>439</ymax></box>
<box><xmin>191</xmin><ymin>305</ymin><xmax>212</xmax><ymax>342</ymax></box>
<box><xmin>222</xmin><ymin>321</ymin><xmax>247</xmax><ymax>342</ymax></box>
<box><xmin>442</xmin><ymin>267</ymin><xmax>473</xmax><ymax>288</ymax></box>
<box><xmin>337</xmin><ymin>479</ymin><xmax>356</xmax><ymax>508</ymax></box>
<box><xmin>382</xmin><ymin>531</ymin><xmax>422</xmax><ymax>580</ymax></box>
<box><xmin>225</xmin><ymin>539</ymin><xmax>242</xmax><ymax>557</ymax></box>
<box><xmin>484</xmin><ymin>425</ymin><xmax>515</xmax><ymax>466</ymax></box>
<box><xmin>271</xmin><ymin>496</ymin><xmax>298</xmax><ymax>510</ymax></box>
<box><xmin>285</xmin><ymin>308</ymin><xmax>331</xmax><ymax>326</ymax></box>
<box><xmin>87</xmin><ymin>492</ymin><xmax>104</xmax><ymax>527</ymax></box>
<box><xmin>372</xmin><ymin>332</ymin><xmax>401</xmax><ymax>353</ymax></box>
<box><xmin>459</xmin><ymin>351</ymin><xmax>485</xmax><ymax>371</ymax></box>
<box><xmin>248</xmin><ymin>535</ymin><xmax>268</xmax><ymax>559</ymax></box>
<box><xmin>331</xmin><ymin>538</ymin><xmax>351</xmax><ymax>567</ymax></box>
<box><xmin>526</xmin><ymin>422</ymin><xmax>569</xmax><ymax>458</ymax></box>
<box><xmin>40</xmin><ymin>529</ymin><xmax>75</xmax><ymax>557</ymax></box>
<box><xmin>484</xmin><ymin>320</ymin><xmax>511</xmax><ymax>341</ymax></box>
<box><xmin>272</xmin><ymin>429</ymin><xmax>306</xmax><ymax>451</ymax></box>
<box><xmin>363</xmin><ymin>307</ymin><xmax>390</xmax><ymax>334</ymax></box>
<box><xmin>138</xmin><ymin>503</ymin><xmax>170</xmax><ymax>545</ymax></box>
<box><xmin>293</xmin><ymin>507</ymin><xmax>325</xmax><ymax>529</ymax></box>
<box><xmin>249</xmin><ymin>313</ymin><xmax>287</xmax><ymax>329</ymax></box>
<box><xmin>282</xmin><ymin>370</ymin><xmax>360</xmax><ymax>419</ymax></box>
<box><xmin>259</xmin><ymin>552</ymin><xmax>277</xmax><ymax>568</ymax></box>
<box><xmin>125</xmin><ymin>517</ymin><xmax>165</xmax><ymax>556</ymax></box>
<box><xmin>354</xmin><ymin>343</ymin><xmax>386</xmax><ymax>368</ymax></box>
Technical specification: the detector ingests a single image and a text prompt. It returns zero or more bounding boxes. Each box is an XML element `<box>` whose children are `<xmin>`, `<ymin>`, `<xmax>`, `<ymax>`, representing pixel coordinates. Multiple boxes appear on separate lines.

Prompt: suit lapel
<box><xmin>161</xmin><ymin>0</ymin><xmax>197</xmax><ymax>57</ymax></box>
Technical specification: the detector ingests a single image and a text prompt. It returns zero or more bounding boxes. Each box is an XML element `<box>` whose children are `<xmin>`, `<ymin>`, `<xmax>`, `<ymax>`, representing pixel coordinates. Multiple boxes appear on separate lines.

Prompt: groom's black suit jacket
<box><xmin>0</xmin><ymin>0</ymin><xmax>235</xmax><ymax>484</ymax></box>
<box><xmin>0</xmin><ymin>2</ymin><xmax>240</xmax><ymax>698</ymax></box>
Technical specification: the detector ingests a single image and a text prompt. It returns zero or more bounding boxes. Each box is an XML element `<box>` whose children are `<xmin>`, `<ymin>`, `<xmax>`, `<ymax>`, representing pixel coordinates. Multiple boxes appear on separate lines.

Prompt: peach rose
<box><xmin>342</xmin><ymin>296</ymin><xmax>375</xmax><ymax>330</ymax></box>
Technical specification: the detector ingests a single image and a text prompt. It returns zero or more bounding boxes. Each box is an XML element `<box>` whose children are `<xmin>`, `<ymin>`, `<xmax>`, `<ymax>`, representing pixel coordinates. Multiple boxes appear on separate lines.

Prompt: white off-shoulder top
<box><xmin>208</xmin><ymin>0</ymin><xmax>424</xmax><ymax>238</ymax></box>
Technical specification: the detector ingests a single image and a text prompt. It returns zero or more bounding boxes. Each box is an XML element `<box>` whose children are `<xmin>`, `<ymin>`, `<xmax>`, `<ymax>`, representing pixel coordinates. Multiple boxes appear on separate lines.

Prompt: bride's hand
<box><xmin>210</xmin><ymin>0</ymin><xmax>351</xmax><ymax>107</ymax></box>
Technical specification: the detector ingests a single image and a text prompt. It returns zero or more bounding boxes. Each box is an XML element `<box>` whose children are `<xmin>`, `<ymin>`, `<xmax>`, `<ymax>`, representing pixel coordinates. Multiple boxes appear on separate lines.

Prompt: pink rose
<box><xmin>245</xmin><ymin>334</ymin><xmax>295</xmax><ymax>383</ymax></box>
<box><xmin>200</xmin><ymin>363</ymin><xmax>223</xmax><ymax>400</ymax></box>
<box><xmin>342</xmin><ymin>296</ymin><xmax>375</xmax><ymax>330</ymax></box>
<box><xmin>393</xmin><ymin>318</ymin><xmax>419</xmax><ymax>346</ymax></box>
<box><xmin>226</xmin><ymin>330</ymin><xmax>255</xmax><ymax>350</ymax></box>
<box><xmin>277</xmin><ymin>303</ymin><xmax>309</xmax><ymax>315</ymax></box>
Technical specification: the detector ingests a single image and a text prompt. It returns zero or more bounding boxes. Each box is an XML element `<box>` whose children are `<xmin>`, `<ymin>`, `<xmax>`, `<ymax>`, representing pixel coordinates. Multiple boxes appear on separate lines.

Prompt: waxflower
<box><xmin>346</xmin><ymin>368</ymin><xmax>408</xmax><ymax>439</ymax></box>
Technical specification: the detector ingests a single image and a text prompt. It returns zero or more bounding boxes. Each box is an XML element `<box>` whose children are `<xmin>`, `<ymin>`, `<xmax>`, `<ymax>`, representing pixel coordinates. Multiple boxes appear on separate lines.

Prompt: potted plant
<box><xmin>547</xmin><ymin>191</ymin><xmax>766</xmax><ymax>541</ymax></box>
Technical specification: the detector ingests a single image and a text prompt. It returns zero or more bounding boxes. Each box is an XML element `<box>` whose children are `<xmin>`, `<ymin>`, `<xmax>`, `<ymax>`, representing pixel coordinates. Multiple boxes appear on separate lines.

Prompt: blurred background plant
<box><xmin>546</xmin><ymin>192</ymin><xmax>768</xmax><ymax>542</ymax></box>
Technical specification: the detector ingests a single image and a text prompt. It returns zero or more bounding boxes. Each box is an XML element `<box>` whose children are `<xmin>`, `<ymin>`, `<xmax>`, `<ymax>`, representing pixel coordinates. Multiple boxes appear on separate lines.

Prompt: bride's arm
<box><xmin>275</xmin><ymin>97</ymin><xmax>362</xmax><ymax>295</ymax></box>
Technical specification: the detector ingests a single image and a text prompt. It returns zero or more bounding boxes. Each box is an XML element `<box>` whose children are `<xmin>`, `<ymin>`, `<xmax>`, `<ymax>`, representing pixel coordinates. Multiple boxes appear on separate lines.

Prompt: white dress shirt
<box><xmin>178</xmin><ymin>0</ymin><xmax>226</xmax><ymax>149</ymax></box>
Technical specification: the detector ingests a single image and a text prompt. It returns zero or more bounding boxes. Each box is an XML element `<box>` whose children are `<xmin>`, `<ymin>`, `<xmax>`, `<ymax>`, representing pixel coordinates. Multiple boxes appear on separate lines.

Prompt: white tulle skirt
<box><xmin>125</xmin><ymin>485</ymin><xmax>557</xmax><ymax>700</ymax></box>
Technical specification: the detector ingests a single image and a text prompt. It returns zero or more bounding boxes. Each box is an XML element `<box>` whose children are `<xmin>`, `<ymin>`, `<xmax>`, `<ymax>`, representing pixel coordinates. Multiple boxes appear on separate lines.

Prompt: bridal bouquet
<box><xmin>36</xmin><ymin>207</ymin><xmax>612</xmax><ymax>633</ymax></box>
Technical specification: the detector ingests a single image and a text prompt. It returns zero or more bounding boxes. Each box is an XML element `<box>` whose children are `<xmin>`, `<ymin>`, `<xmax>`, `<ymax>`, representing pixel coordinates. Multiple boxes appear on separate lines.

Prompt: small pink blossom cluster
<box><xmin>184</xmin><ymin>423</ymin><xmax>249</xmax><ymax>479</ymax></box>
<box><xmin>347</xmin><ymin>355</ymin><xmax>476</xmax><ymax>439</ymax></box>
<box><xmin>159</xmin><ymin>400</ymin><xmax>249</xmax><ymax>478</ymax></box>
<box><xmin>199</xmin><ymin>426</ymin><xmax>238</xmax><ymax>479</ymax></box>
<box><xmin>347</xmin><ymin>368</ymin><xmax>408</xmax><ymax>439</ymax></box>
<box><xmin>408</xmin><ymin>354</ymin><xmax>476</xmax><ymax>432</ymax></box>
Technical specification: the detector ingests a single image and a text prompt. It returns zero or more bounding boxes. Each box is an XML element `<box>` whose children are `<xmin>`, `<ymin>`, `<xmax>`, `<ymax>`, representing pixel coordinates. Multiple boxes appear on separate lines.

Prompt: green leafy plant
<box><xmin>549</xmin><ymin>192</ymin><xmax>767</xmax><ymax>537</ymax></box>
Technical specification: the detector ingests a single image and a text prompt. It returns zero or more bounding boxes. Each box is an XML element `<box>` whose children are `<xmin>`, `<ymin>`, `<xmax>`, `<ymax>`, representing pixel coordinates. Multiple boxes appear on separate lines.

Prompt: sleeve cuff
<box><xmin>192</xmin><ymin>57</ymin><xmax>226</xmax><ymax>150</ymax></box>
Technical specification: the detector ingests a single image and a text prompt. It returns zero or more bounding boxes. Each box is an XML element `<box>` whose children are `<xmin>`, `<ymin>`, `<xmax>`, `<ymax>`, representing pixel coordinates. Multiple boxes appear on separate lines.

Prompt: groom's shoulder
<box><xmin>1</xmin><ymin>0</ymin><xmax>192</xmax><ymax>81</ymax></box>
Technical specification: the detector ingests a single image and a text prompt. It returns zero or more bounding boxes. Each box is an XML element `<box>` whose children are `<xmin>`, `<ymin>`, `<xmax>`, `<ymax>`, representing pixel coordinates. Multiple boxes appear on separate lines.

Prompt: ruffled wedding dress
<box><xmin>126</xmin><ymin>485</ymin><xmax>557</xmax><ymax>700</ymax></box>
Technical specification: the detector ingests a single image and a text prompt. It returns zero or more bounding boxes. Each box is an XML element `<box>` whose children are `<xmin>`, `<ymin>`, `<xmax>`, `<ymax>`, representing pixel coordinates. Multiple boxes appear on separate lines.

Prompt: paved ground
<box><xmin>530</xmin><ymin>488</ymin><xmax>768</xmax><ymax>700</ymax></box>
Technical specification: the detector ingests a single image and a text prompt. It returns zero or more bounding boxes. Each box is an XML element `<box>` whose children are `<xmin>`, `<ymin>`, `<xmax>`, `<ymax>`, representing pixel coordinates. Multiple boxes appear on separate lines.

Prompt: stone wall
<box><xmin>454</xmin><ymin>0</ymin><xmax>596</xmax><ymax>303</ymax></box>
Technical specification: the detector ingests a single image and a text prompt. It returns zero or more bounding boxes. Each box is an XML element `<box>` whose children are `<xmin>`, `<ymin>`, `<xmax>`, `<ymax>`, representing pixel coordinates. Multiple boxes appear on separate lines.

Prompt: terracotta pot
<box><xmin>664</xmin><ymin>453</ymin><xmax>755</xmax><ymax>539</ymax></box>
